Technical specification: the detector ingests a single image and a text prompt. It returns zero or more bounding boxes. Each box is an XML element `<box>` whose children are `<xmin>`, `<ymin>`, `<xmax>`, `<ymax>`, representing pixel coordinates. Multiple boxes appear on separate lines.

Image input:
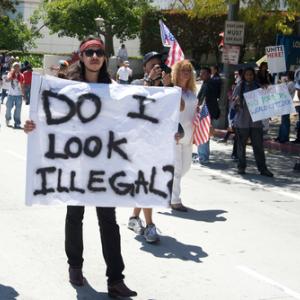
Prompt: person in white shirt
<box><xmin>5</xmin><ymin>62</ymin><xmax>24</xmax><ymax>128</ymax></box>
<box><xmin>116</xmin><ymin>61</ymin><xmax>132</xmax><ymax>84</ymax></box>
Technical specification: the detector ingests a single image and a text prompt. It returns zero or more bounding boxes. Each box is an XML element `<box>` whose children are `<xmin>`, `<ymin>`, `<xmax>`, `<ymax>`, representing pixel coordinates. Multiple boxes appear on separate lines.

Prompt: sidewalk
<box><xmin>214</xmin><ymin>116</ymin><xmax>300</xmax><ymax>155</ymax></box>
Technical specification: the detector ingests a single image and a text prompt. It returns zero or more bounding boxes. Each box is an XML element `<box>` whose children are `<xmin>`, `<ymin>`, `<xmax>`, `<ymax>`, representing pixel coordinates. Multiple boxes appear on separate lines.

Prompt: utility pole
<box><xmin>216</xmin><ymin>0</ymin><xmax>240</xmax><ymax>129</ymax></box>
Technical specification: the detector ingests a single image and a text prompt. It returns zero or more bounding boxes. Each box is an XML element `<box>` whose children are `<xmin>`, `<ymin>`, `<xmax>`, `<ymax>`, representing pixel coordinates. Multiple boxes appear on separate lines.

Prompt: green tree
<box><xmin>192</xmin><ymin>0</ymin><xmax>300</xmax><ymax>34</ymax></box>
<box><xmin>0</xmin><ymin>15</ymin><xmax>38</xmax><ymax>50</ymax></box>
<box><xmin>34</xmin><ymin>0</ymin><xmax>151</xmax><ymax>56</ymax></box>
<box><xmin>0</xmin><ymin>0</ymin><xmax>18</xmax><ymax>15</ymax></box>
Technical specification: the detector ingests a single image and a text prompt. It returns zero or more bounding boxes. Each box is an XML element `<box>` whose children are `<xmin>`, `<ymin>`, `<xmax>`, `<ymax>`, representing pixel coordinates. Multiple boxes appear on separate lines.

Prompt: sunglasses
<box><xmin>181</xmin><ymin>69</ymin><xmax>192</xmax><ymax>73</ymax></box>
<box><xmin>83</xmin><ymin>49</ymin><xmax>105</xmax><ymax>57</ymax></box>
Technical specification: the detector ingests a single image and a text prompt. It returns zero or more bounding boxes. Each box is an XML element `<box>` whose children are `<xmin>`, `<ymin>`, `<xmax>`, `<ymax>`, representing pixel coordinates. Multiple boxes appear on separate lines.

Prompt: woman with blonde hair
<box><xmin>171</xmin><ymin>59</ymin><xmax>198</xmax><ymax>212</ymax></box>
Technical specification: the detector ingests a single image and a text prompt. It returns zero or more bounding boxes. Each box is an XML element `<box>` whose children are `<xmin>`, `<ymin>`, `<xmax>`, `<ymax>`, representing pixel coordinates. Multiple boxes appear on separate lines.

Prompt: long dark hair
<box><xmin>67</xmin><ymin>37</ymin><xmax>111</xmax><ymax>84</ymax></box>
<box><xmin>239</xmin><ymin>67</ymin><xmax>259</xmax><ymax>107</ymax></box>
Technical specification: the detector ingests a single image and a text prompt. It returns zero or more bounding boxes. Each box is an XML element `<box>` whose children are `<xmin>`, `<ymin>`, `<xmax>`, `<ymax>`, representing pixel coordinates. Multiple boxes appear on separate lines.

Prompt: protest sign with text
<box><xmin>265</xmin><ymin>45</ymin><xmax>287</xmax><ymax>74</ymax></box>
<box><xmin>222</xmin><ymin>45</ymin><xmax>240</xmax><ymax>65</ymax></box>
<box><xmin>26</xmin><ymin>75</ymin><xmax>181</xmax><ymax>207</ymax></box>
<box><xmin>243</xmin><ymin>83</ymin><xmax>295</xmax><ymax>122</ymax></box>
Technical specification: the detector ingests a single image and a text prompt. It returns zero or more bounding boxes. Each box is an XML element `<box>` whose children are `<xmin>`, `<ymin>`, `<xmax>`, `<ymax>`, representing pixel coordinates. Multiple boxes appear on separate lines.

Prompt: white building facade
<box><xmin>16</xmin><ymin>0</ymin><xmax>174</xmax><ymax>56</ymax></box>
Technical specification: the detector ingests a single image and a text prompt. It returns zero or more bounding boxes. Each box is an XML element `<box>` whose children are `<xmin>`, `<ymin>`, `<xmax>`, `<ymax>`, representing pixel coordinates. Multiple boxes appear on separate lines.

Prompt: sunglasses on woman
<box><xmin>84</xmin><ymin>49</ymin><xmax>105</xmax><ymax>57</ymax></box>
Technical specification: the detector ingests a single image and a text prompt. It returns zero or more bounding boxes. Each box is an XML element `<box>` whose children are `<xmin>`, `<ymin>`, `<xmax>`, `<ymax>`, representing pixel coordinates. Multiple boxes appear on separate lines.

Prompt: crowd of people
<box><xmin>0</xmin><ymin>54</ymin><xmax>32</xmax><ymax>128</ymax></box>
<box><xmin>2</xmin><ymin>37</ymin><xmax>300</xmax><ymax>298</ymax></box>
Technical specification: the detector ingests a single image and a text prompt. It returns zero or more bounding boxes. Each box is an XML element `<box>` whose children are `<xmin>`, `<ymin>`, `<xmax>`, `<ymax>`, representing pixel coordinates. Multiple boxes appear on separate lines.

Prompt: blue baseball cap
<box><xmin>143</xmin><ymin>51</ymin><xmax>162</xmax><ymax>66</ymax></box>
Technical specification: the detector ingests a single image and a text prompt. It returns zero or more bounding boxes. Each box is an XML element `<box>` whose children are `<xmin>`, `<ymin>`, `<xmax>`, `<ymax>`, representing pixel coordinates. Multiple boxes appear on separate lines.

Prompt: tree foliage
<box><xmin>140</xmin><ymin>8</ymin><xmax>295</xmax><ymax>62</ymax></box>
<box><xmin>34</xmin><ymin>0</ymin><xmax>152</xmax><ymax>56</ymax></box>
<box><xmin>0</xmin><ymin>15</ymin><xmax>39</xmax><ymax>51</ymax></box>
<box><xmin>192</xmin><ymin>0</ymin><xmax>300</xmax><ymax>34</ymax></box>
<box><xmin>140</xmin><ymin>10</ymin><xmax>226</xmax><ymax>60</ymax></box>
<box><xmin>0</xmin><ymin>0</ymin><xmax>18</xmax><ymax>15</ymax></box>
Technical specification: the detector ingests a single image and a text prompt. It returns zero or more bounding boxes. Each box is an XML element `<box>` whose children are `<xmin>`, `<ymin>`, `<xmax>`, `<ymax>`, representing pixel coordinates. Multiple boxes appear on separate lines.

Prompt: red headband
<box><xmin>80</xmin><ymin>40</ymin><xmax>104</xmax><ymax>53</ymax></box>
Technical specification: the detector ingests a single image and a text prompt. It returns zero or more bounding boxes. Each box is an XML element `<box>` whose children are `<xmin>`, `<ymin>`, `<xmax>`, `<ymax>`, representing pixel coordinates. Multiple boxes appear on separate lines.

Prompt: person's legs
<box><xmin>172</xmin><ymin>144</ymin><xmax>192</xmax><ymax>210</ymax></box>
<box><xmin>171</xmin><ymin>144</ymin><xmax>183</xmax><ymax>205</ymax></box>
<box><xmin>132</xmin><ymin>207</ymin><xmax>141</xmax><ymax>217</ymax></box>
<box><xmin>296</xmin><ymin>109</ymin><xmax>300</xmax><ymax>141</ymax></box>
<box><xmin>13</xmin><ymin>95</ymin><xmax>22</xmax><ymax>127</ymax></box>
<box><xmin>128</xmin><ymin>207</ymin><xmax>144</xmax><ymax>234</ymax></box>
<box><xmin>96</xmin><ymin>207</ymin><xmax>125</xmax><ymax>285</ymax></box>
<box><xmin>231</xmin><ymin>128</ymin><xmax>238</xmax><ymax>158</ymax></box>
<box><xmin>236</xmin><ymin>128</ymin><xmax>249</xmax><ymax>172</ymax></box>
<box><xmin>250</xmin><ymin>127</ymin><xmax>268</xmax><ymax>172</ymax></box>
<box><xmin>65</xmin><ymin>206</ymin><xmax>85</xmax><ymax>268</ymax></box>
<box><xmin>142</xmin><ymin>208</ymin><xmax>153</xmax><ymax>225</ymax></box>
<box><xmin>96</xmin><ymin>207</ymin><xmax>137</xmax><ymax>298</ymax></box>
<box><xmin>5</xmin><ymin>95</ymin><xmax>14</xmax><ymax>125</ymax></box>
<box><xmin>142</xmin><ymin>208</ymin><xmax>159</xmax><ymax>243</ymax></box>
<box><xmin>278</xmin><ymin>114</ymin><xmax>290</xmax><ymax>142</ymax></box>
<box><xmin>24</xmin><ymin>85</ymin><xmax>31</xmax><ymax>105</ymax></box>
<box><xmin>198</xmin><ymin>139</ymin><xmax>210</xmax><ymax>163</ymax></box>
<box><xmin>1</xmin><ymin>89</ymin><xmax>7</xmax><ymax>103</ymax></box>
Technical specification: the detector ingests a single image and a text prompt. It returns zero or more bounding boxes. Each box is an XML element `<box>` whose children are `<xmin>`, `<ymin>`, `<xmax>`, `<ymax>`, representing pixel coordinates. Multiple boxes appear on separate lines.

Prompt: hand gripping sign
<box><xmin>26</xmin><ymin>74</ymin><xmax>181</xmax><ymax>207</ymax></box>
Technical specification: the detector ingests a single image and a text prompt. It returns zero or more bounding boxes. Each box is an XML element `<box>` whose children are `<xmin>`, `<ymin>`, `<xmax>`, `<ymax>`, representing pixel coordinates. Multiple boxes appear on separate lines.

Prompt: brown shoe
<box><xmin>108</xmin><ymin>281</ymin><xmax>137</xmax><ymax>298</ymax></box>
<box><xmin>171</xmin><ymin>203</ymin><xmax>188</xmax><ymax>212</ymax></box>
<box><xmin>69</xmin><ymin>267</ymin><xmax>84</xmax><ymax>286</ymax></box>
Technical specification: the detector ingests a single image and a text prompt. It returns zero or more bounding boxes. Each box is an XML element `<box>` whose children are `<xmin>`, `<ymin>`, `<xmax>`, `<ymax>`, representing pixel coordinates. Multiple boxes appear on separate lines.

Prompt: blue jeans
<box><xmin>198</xmin><ymin>140</ymin><xmax>210</xmax><ymax>162</ymax></box>
<box><xmin>5</xmin><ymin>95</ymin><xmax>23</xmax><ymax>126</ymax></box>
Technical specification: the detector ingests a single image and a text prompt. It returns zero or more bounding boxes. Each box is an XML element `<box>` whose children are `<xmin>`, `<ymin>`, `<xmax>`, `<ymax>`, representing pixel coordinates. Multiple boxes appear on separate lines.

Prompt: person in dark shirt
<box><xmin>197</xmin><ymin>67</ymin><xmax>220</xmax><ymax>163</ymax></box>
<box><xmin>210</xmin><ymin>65</ymin><xmax>222</xmax><ymax>99</ymax></box>
<box><xmin>256</xmin><ymin>62</ymin><xmax>273</xmax><ymax>86</ymax></box>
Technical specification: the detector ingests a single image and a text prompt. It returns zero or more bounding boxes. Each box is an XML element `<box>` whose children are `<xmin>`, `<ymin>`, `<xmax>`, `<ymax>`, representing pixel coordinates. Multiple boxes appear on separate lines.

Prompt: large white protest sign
<box><xmin>265</xmin><ymin>45</ymin><xmax>286</xmax><ymax>74</ymax></box>
<box><xmin>26</xmin><ymin>74</ymin><xmax>181</xmax><ymax>207</ymax></box>
<box><xmin>243</xmin><ymin>83</ymin><xmax>295</xmax><ymax>122</ymax></box>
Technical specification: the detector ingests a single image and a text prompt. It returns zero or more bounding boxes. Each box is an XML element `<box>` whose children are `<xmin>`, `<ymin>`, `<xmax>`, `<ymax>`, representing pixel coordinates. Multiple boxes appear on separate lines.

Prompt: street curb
<box><xmin>214</xmin><ymin>129</ymin><xmax>300</xmax><ymax>155</ymax></box>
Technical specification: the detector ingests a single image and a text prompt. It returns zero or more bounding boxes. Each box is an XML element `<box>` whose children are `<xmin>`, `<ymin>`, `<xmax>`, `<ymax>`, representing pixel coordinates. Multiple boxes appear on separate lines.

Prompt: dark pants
<box><xmin>119</xmin><ymin>80</ymin><xmax>129</xmax><ymax>84</ymax></box>
<box><xmin>296</xmin><ymin>106</ymin><xmax>300</xmax><ymax>141</ymax></box>
<box><xmin>65</xmin><ymin>206</ymin><xmax>125</xmax><ymax>285</ymax></box>
<box><xmin>236</xmin><ymin>127</ymin><xmax>267</xmax><ymax>172</ymax></box>
<box><xmin>232</xmin><ymin>133</ymin><xmax>237</xmax><ymax>157</ymax></box>
<box><xmin>278</xmin><ymin>114</ymin><xmax>290</xmax><ymax>142</ymax></box>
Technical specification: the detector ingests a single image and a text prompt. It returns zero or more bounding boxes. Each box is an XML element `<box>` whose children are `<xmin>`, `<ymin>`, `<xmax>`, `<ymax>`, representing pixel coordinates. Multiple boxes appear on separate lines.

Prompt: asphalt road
<box><xmin>0</xmin><ymin>105</ymin><xmax>300</xmax><ymax>300</ymax></box>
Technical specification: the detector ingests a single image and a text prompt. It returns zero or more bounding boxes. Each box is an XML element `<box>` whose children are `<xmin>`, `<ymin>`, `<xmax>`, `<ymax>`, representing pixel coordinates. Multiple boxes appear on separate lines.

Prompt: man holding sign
<box><xmin>24</xmin><ymin>37</ymin><xmax>138</xmax><ymax>298</ymax></box>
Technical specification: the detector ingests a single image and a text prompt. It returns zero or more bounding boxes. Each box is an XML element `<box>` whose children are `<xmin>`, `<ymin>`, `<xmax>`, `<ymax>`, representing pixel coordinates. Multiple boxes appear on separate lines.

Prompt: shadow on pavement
<box><xmin>0</xmin><ymin>284</ymin><xmax>19</xmax><ymax>300</ymax></box>
<box><xmin>198</xmin><ymin>146</ymin><xmax>300</xmax><ymax>193</ymax></box>
<box><xmin>72</xmin><ymin>279</ymin><xmax>112</xmax><ymax>300</ymax></box>
<box><xmin>135</xmin><ymin>235</ymin><xmax>208</xmax><ymax>263</ymax></box>
<box><xmin>158</xmin><ymin>209</ymin><xmax>227</xmax><ymax>222</ymax></box>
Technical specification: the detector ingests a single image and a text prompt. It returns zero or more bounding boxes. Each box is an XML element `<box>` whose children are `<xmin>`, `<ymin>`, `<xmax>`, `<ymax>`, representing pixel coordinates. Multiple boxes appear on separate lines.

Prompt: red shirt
<box><xmin>23</xmin><ymin>70</ymin><xmax>32</xmax><ymax>85</ymax></box>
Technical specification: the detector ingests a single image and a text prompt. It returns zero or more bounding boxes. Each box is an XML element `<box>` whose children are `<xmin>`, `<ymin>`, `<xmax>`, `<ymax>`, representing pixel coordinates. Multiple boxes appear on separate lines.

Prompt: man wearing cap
<box><xmin>116</xmin><ymin>61</ymin><xmax>132</xmax><ymax>84</ymax></box>
<box><xmin>128</xmin><ymin>51</ymin><xmax>172</xmax><ymax>243</ymax></box>
<box><xmin>5</xmin><ymin>62</ymin><xmax>25</xmax><ymax>128</ymax></box>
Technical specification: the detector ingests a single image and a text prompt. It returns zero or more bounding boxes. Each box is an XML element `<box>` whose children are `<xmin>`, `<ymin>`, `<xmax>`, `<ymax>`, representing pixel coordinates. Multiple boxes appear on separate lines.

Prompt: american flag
<box><xmin>159</xmin><ymin>20</ymin><xmax>184</xmax><ymax>67</ymax></box>
<box><xmin>193</xmin><ymin>104</ymin><xmax>211</xmax><ymax>146</ymax></box>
